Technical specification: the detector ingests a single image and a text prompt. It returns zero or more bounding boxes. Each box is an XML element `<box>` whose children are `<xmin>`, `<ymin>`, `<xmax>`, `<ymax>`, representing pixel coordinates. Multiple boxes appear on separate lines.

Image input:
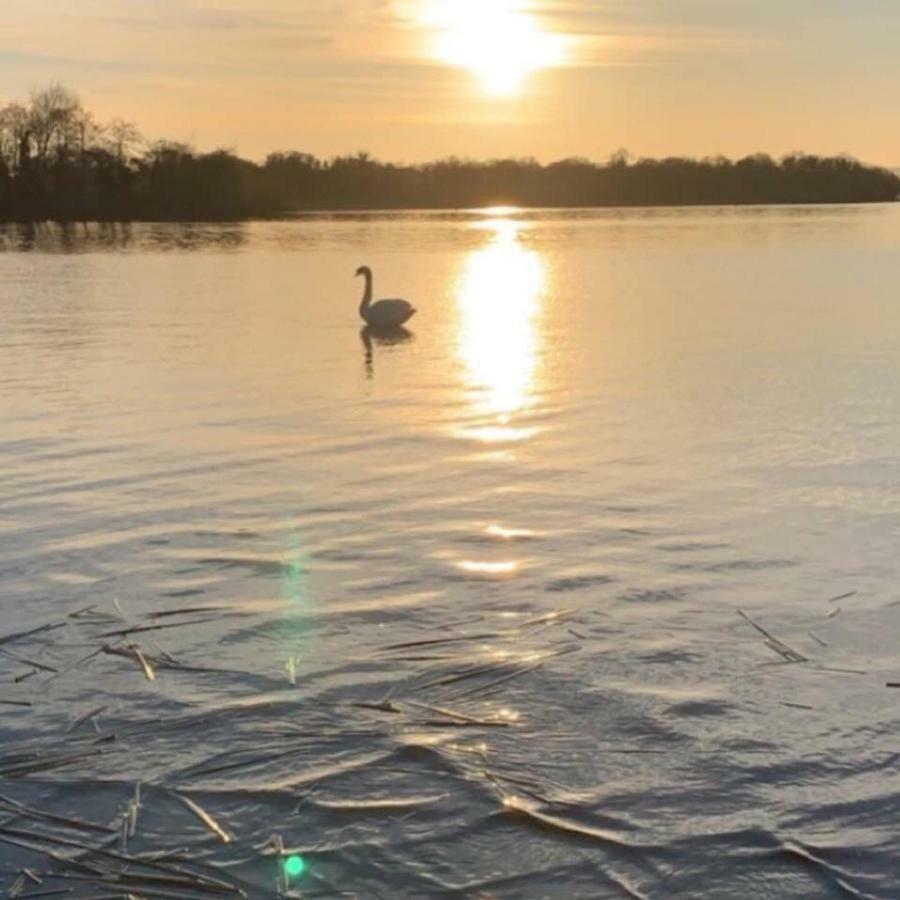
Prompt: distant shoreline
<box><xmin>3</xmin><ymin>166</ymin><xmax>897</xmax><ymax>224</ymax></box>
<box><xmin>279</xmin><ymin>198</ymin><xmax>899</xmax><ymax>216</ymax></box>
<box><xmin>2</xmin><ymin>87</ymin><xmax>898</xmax><ymax>224</ymax></box>
<box><xmin>1</xmin><ymin>198</ymin><xmax>897</xmax><ymax>228</ymax></box>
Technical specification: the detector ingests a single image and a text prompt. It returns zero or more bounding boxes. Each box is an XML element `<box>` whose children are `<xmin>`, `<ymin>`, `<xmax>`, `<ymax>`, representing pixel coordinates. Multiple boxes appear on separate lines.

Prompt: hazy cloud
<box><xmin>0</xmin><ymin>0</ymin><xmax>897</xmax><ymax>163</ymax></box>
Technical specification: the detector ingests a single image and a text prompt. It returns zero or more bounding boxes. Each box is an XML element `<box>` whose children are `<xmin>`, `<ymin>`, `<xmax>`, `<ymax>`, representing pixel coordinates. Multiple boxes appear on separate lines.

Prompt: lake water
<box><xmin>1</xmin><ymin>206</ymin><xmax>900</xmax><ymax>898</ymax></box>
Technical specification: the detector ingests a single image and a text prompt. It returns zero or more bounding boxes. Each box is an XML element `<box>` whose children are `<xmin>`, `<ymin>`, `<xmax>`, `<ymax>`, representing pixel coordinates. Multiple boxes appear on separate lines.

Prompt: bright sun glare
<box><xmin>420</xmin><ymin>0</ymin><xmax>565</xmax><ymax>96</ymax></box>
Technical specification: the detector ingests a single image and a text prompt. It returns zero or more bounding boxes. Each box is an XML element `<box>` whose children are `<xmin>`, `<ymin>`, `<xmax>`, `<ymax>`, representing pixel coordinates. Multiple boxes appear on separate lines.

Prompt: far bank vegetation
<box><xmin>1</xmin><ymin>85</ymin><xmax>898</xmax><ymax>222</ymax></box>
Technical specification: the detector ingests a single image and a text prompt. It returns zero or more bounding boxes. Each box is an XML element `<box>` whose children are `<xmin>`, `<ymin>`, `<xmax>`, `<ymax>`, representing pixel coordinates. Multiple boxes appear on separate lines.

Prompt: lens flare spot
<box><xmin>284</xmin><ymin>855</ymin><xmax>306</xmax><ymax>878</ymax></box>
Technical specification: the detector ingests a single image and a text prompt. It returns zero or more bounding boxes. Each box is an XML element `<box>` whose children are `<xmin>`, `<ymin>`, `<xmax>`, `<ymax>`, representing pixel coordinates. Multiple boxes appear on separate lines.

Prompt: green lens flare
<box><xmin>284</xmin><ymin>855</ymin><xmax>306</xmax><ymax>878</ymax></box>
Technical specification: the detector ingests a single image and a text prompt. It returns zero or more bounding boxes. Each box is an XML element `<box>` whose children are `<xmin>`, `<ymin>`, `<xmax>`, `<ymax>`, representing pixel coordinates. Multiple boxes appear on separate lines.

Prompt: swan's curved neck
<box><xmin>359</xmin><ymin>270</ymin><xmax>373</xmax><ymax>318</ymax></box>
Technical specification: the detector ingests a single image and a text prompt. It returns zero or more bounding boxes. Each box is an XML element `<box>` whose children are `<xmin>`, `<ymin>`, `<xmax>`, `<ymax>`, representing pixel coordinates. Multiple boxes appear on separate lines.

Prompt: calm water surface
<box><xmin>1</xmin><ymin>206</ymin><xmax>899</xmax><ymax>897</ymax></box>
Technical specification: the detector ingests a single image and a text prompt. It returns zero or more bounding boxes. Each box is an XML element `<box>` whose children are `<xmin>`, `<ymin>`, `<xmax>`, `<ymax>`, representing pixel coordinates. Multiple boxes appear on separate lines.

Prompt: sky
<box><xmin>2</xmin><ymin>0</ymin><xmax>899</xmax><ymax>165</ymax></box>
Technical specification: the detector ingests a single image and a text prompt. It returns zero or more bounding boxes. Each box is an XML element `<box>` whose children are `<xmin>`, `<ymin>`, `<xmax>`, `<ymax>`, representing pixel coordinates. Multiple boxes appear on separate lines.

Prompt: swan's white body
<box><xmin>356</xmin><ymin>266</ymin><xmax>416</xmax><ymax>328</ymax></box>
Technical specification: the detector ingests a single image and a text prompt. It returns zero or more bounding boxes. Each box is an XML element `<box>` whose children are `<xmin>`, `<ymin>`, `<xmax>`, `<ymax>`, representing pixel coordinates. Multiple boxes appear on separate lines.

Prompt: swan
<box><xmin>356</xmin><ymin>266</ymin><xmax>416</xmax><ymax>328</ymax></box>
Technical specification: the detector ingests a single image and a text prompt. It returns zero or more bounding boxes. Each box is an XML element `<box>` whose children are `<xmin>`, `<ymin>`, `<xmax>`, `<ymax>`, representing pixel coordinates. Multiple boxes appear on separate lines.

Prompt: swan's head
<box><xmin>355</xmin><ymin>266</ymin><xmax>371</xmax><ymax>278</ymax></box>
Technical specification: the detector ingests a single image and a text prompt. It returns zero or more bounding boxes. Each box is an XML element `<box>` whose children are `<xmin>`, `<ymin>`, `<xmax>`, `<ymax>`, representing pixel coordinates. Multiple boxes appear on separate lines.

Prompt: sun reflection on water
<box><xmin>455</xmin><ymin>215</ymin><xmax>545</xmax><ymax>442</ymax></box>
<box><xmin>485</xmin><ymin>524</ymin><xmax>535</xmax><ymax>540</ymax></box>
<box><xmin>457</xmin><ymin>559</ymin><xmax>520</xmax><ymax>576</ymax></box>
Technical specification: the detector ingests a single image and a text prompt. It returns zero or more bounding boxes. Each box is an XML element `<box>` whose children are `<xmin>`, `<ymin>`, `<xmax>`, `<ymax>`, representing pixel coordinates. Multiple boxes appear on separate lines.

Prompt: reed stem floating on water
<box><xmin>737</xmin><ymin>610</ymin><xmax>807</xmax><ymax>663</ymax></box>
<box><xmin>174</xmin><ymin>794</ymin><xmax>232</xmax><ymax>844</ymax></box>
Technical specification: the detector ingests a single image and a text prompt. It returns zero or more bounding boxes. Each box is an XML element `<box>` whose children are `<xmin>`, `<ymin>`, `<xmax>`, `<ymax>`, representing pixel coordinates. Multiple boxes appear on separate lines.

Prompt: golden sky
<box><xmin>2</xmin><ymin>0</ymin><xmax>899</xmax><ymax>165</ymax></box>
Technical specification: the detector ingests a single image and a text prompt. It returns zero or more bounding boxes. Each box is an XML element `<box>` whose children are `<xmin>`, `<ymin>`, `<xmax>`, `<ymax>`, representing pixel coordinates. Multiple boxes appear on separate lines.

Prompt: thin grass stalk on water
<box><xmin>95</xmin><ymin>618</ymin><xmax>227</xmax><ymax>640</ymax></box>
<box><xmin>738</xmin><ymin>610</ymin><xmax>807</xmax><ymax>663</ymax></box>
<box><xmin>173</xmin><ymin>794</ymin><xmax>231</xmax><ymax>844</ymax></box>
<box><xmin>66</xmin><ymin>707</ymin><xmax>109</xmax><ymax>734</ymax></box>
<box><xmin>0</xmin><ymin>794</ymin><xmax>115</xmax><ymax>835</ymax></box>
<box><xmin>0</xmin><ymin>824</ymin><xmax>245</xmax><ymax>896</ymax></box>
<box><xmin>0</xmin><ymin>624</ymin><xmax>66</xmax><ymax>647</ymax></box>
<box><xmin>0</xmin><ymin>649</ymin><xmax>59</xmax><ymax>673</ymax></box>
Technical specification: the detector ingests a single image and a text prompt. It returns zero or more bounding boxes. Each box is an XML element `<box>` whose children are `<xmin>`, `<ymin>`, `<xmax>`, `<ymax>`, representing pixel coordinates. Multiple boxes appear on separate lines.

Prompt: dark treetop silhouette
<box><xmin>1</xmin><ymin>86</ymin><xmax>898</xmax><ymax>223</ymax></box>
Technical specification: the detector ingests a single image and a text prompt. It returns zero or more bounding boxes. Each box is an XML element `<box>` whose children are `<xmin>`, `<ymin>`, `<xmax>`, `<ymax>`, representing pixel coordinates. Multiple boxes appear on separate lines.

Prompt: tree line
<box><xmin>1</xmin><ymin>85</ymin><xmax>897</xmax><ymax>222</ymax></box>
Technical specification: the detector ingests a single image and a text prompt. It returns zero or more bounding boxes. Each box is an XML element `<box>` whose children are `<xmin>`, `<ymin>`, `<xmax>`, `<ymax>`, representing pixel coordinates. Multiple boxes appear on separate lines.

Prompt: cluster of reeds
<box><xmin>0</xmin><ymin>600</ymin><xmax>598</xmax><ymax>897</ymax></box>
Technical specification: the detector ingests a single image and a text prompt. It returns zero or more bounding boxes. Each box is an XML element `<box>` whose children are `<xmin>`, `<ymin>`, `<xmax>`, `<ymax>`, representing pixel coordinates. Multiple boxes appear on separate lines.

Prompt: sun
<box><xmin>419</xmin><ymin>0</ymin><xmax>565</xmax><ymax>97</ymax></box>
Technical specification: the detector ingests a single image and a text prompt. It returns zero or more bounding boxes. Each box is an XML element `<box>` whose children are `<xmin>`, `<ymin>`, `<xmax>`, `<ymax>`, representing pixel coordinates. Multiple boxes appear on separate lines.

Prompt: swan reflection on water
<box><xmin>360</xmin><ymin>324</ymin><xmax>414</xmax><ymax>378</ymax></box>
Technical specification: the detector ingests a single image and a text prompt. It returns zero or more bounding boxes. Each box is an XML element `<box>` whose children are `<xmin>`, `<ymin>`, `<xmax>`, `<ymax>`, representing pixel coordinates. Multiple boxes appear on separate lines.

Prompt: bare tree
<box><xmin>28</xmin><ymin>83</ymin><xmax>82</xmax><ymax>167</ymax></box>
<box><xmin>0</xmin><ymin>103</ymin><xmax>31</xmax><ymax>172</ymax></box>
<box><xmin>105</xmin><ymin>118</ymin><xmax>143</xmax><ymax>165</ymax></box>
